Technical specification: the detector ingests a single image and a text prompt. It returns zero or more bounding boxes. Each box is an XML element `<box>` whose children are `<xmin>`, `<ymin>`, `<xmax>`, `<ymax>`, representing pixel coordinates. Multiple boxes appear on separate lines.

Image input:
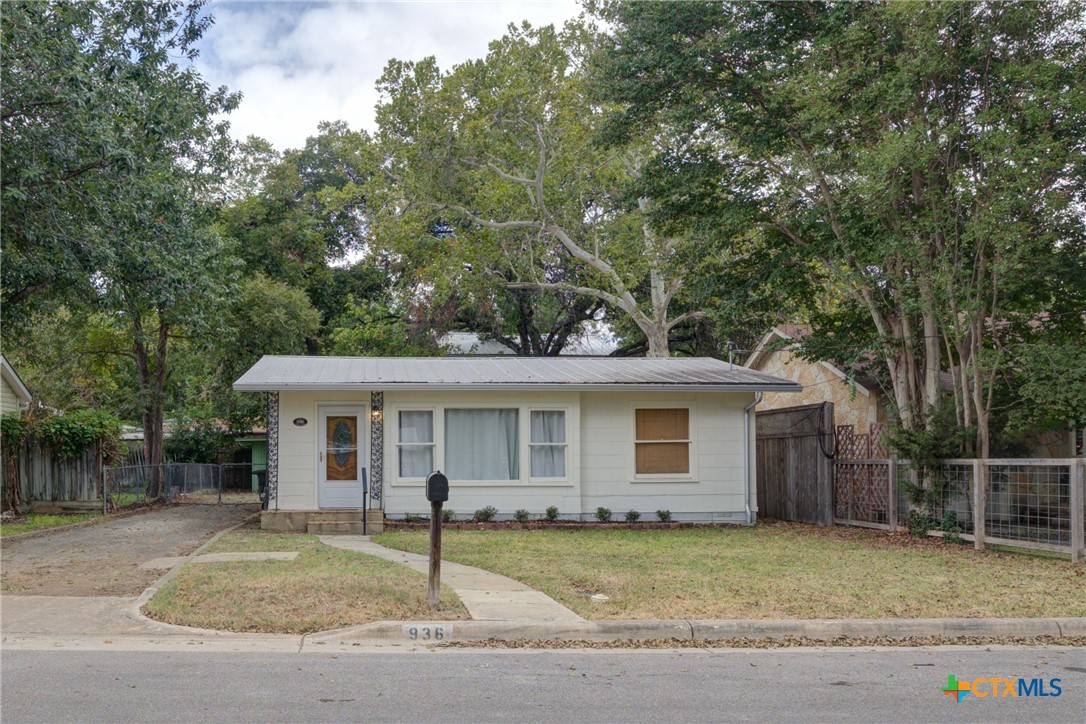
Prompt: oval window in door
<box><xmin>333</xmin><ymin>420</ymin><xmax>353</xmax><ymax>466</ymax></box>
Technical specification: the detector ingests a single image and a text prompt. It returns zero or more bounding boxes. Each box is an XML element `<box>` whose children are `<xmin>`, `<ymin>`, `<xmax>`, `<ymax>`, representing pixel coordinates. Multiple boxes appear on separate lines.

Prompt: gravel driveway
<box><xmin>0</xmin><ymin>505</ymin><xmax>257</xmax><ymax>597</ymax></box>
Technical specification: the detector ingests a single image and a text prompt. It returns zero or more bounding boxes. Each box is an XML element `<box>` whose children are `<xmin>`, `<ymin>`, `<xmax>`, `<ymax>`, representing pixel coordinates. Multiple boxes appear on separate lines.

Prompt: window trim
<box><xmin>631</xmin><ymin>402</ymin><xmax>698</xmax><ymax>483</ymax></box>
<box><xmin>389</xmin><ymin>401</ymin><xmax>574</xmax><ymax>486</ymax></box>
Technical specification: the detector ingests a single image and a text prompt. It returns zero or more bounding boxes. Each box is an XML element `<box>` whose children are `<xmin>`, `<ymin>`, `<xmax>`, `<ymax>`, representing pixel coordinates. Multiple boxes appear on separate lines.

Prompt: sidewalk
<box><xmin>318</xmin><ymin>535</ymin><xmax>583</xmax><ymax>622</ymax></box>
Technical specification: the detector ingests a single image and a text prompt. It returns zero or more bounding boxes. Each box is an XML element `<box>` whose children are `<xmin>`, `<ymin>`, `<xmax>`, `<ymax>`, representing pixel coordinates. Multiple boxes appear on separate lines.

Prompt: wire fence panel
<box><xmin>834</xmin><ymin>456</ymin><xmax>1085</xmax><ymax>560</ymax></box>
<box><xmin>102</xmin><ymin>465</ymin><xmax>164</xmax><ymax>511</ymax></box>
<box><xmin>103</xmin><ymin>463</ymin><xmax>263</xmax><ymax>509</ymax></box>
<box><xmin>987</xmin><ymin>464</ymin><xmax>1070</xmax><ymax>546</ymax></box>
<box><xmin>892</xmin><ymin>462</ymin><xmax>976</xmax><ymax>535</ymax></box>
<box><xmin>219</xmin><ymin>463</ymin><xmax>263</xmax><ymax>506</ymax></box>
<box><xmin>168</xmin><ymin>463</ymin><xmax>221</xmax><ymax>504</ymax></box>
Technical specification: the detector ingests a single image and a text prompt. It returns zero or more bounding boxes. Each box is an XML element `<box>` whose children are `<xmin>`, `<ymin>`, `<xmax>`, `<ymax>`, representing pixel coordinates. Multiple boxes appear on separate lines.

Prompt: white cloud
<box><xmin>196</xmin><ymin>1</ymin><xmax>581</xmax><ymax>150</ymax></box>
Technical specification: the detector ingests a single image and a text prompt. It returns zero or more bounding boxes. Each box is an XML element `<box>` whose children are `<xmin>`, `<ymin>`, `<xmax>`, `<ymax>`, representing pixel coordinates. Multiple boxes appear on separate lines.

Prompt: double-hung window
<box><xmin>529</xmin><ymin>410</ymin><xmax>566</xmax><ymax>478</ymax></box>
<box><xmin>397</xmin><ymin>410</ymin><xmax>434</xmax><ymax>478</ymax></box>
<box><xmin>635</xmin><ymin>408</ymin><xmax>690</xmax><ymax>475</ymax></box>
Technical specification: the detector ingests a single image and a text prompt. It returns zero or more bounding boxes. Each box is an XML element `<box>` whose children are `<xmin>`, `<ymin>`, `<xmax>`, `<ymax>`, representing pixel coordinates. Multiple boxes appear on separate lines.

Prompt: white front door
<box><xmin>318</xmin><ymin>405</ymin><xmax>367</xmax><ymax>509</ymax></box>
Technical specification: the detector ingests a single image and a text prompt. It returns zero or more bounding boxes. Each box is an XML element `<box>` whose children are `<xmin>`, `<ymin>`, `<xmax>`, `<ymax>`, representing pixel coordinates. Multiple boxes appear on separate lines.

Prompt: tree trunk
<box><xmin>644</xmin><ymin>324</ymin><xmax>671</xmax><ymax>358</ymax></box>
<box><xmin>918</xmin><ymin>276</ymin><xmax>942</xmax><ymax>417</ymax></box>
<box><xmin>133</xmin><ymin>312</ymin><xmax>169</xmax><ymax>500</ymax></box>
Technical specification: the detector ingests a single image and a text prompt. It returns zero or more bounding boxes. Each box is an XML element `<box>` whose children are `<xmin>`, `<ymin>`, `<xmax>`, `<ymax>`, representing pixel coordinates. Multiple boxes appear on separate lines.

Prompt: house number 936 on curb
<box><xmin>403</xmin><ymin>624</ymin><xmax>451</xmax><ymax>641</ymax></box>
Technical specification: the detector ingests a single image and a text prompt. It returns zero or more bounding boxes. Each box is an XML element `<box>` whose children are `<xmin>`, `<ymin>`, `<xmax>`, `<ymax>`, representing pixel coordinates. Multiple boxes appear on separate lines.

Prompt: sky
<box><xmin>195</xmin><ymin>1</ymin><xmax>582</xmax><ymax>150</ymax></box>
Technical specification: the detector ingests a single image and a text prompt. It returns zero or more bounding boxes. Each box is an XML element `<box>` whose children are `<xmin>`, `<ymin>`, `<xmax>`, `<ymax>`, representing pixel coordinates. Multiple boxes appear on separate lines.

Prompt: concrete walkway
<box><xmin>319</xmin><ymin>535</ymin><xmax>583</xmax><ymax>622</ymax></box>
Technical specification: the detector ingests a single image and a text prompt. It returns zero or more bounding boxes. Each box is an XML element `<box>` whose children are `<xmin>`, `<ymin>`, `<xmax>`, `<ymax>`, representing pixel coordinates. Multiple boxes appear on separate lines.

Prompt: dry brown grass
<box><xmin>144</xmin><ymin>530</ymin><xmax>468</xmax><ymax>634</ymax></box>
<box><xmin>375</xmin><ymin>520</ymin><xmax>1086</xmax><ymax>621</ymax></box>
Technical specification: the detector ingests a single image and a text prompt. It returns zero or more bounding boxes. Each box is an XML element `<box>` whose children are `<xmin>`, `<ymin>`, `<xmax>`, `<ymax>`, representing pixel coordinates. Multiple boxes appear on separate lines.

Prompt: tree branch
<box><xmin>506</xmin><ymin>280</ymin><xmax>627</xmax><ymax>312</ymax></box>
<box><xmin>666</xmin><ymin>310</ymin><xmax>707</xmax><ymax>331</ymax></box>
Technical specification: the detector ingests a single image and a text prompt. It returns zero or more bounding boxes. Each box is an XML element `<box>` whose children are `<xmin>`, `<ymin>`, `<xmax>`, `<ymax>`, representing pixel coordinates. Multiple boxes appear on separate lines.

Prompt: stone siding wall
<box><xmin>751</xmin><ymin>350</ymin><xmax>885</xmax><ymax>430</ymax></box>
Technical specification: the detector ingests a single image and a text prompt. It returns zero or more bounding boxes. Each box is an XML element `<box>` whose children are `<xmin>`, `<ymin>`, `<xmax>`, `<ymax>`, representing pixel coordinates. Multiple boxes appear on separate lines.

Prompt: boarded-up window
<box><xmin>635</xmin><ymin>408</ymin><xmax>690</xmax><ymax>475</ymax></box>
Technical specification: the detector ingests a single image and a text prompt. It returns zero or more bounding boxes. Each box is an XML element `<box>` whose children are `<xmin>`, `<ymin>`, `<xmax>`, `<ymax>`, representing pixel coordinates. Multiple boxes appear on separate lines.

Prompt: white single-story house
<box><xmin>233</xmin><ymin>356</ymin><xmax>799</xmax><ymax>532</ymax></box>
<box><xmin>1</xmin><ymin>355</ymin><xmax>33</xmax><ymax>414</ymax></box>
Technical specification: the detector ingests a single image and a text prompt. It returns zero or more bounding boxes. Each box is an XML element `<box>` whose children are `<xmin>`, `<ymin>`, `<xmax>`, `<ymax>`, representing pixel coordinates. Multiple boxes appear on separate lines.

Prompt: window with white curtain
<box><xmin>444</xmin><ymin>409</ymin><xmax>519</xmax><ymax>480</ymax></box>
<box><xmin>530</xmin><ymin>410</ymin><xmax>566</xmax><ymax>478</ymax></box>
<box><xmin>397</xmin><ymin>410</ymin><xmax>434</xmax><ymax>478</ymax></box>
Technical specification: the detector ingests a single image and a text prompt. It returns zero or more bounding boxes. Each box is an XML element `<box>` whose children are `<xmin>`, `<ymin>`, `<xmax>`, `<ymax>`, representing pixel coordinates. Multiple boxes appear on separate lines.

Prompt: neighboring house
<box><xmin>233</xmin><ymin>356</ymin><xmax>799</xmax><ymax>529</ymax></box>
<box><xmin>441</xmin><ymin>331</ymin><xmax>617</xmax><ymax>356</ymax></box>
<box><xmin>745</xmin><ymin>325</ymin><xmax>1082</xmax><ymax>458</ymax></box>
<box><xmin>0</xmin><ymin>355</ymin><xmax>32</xmax><ymax>414</ymax></box>
<box><xmin>744</xmin><ymin>325</ymin><xmax>887</xmax><ymax>430</ymax></box>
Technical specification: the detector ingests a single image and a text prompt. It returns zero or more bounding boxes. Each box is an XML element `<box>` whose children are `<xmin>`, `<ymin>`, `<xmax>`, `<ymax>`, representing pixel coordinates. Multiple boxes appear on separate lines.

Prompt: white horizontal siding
<box><xmin>272</xmin><ymin>388</ymin><xmax>761</xmax><ymax>521</ymax></box>
<box><xmin>274</xmin><ymin>391</ymin><xmax>369</xmax><ymax>509</ymax></box>
<box><xmin>1</xmin><ymin>377</ymin><xmax>19</xmax><ymax>414</ymax></box>
<box><xmin>578</xmin><ymin>391</ymin><xmax>755</xmax><ymax>520</ymax></box>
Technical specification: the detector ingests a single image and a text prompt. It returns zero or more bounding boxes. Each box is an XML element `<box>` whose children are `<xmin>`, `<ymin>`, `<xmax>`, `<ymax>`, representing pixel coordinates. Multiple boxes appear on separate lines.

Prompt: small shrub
<box><xmin>940</xmin><ymin>510</ymin><xmax>965</xmax><ymax>544</ymax></box>
<box><xmin>514</xmin><ymin>508</ymin><xmax>530</xmax><ymax>522</ymax></box>
<box><xmin>625</xmin><ymin>510</ymin><xmax>641</xmax><ymax>523</ymax></box>
<box><xmin>405</xmin><ymin>512</ymin><xmax>425</xmax><ymax>523</ymax></box>
<box><xmin>906</xmin><ymin>510</ymin><xmax>938</xmax><ymax>537</ymax></box>
<box><xmin>545</xmin><ymin>505</ymin><xmax>559</xmax><ymax>521</ymax></box>
<box><xmin>656</xmin><ymin>509</ymin><xmax>672</xmax><ymax>522</ymax></box>
<box><xmin>596</xmin><ymin>506</ymin><xmax>612</xmax><ymax>522</ymax></box>
<box><xmin>474</xmin><ymin>505</ymin><xmax>498</xmax><ymax>522</ymax></box>
<box><xmin>441</xmin><ymin>508</ymin><xmax>455</xmax><ymax>523</ymax></box>
<box><xmin>163</xmin><ymin>419</ymin><xmax>230</xmax><ymax>464</ymax></box>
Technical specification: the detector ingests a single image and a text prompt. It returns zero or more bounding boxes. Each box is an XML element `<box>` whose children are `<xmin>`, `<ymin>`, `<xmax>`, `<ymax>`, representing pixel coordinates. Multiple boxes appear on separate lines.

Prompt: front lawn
<box><xmin>144</xmin><ymin>529</ymin><xmax>468</xmax><ymax>634</ymax></box>
<box><xmin>0</xmin><ymin>512</ymin><xmax>101</xmax><ymax>537</ymax></box>
<box><xmin>374</xmin><ymin>521</ymin><xmax>1085</xmax><ymax>620</ymax></box>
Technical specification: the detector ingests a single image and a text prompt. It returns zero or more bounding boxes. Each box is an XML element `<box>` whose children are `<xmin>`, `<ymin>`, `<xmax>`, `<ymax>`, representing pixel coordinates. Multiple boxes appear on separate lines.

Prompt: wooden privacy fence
<box><xmin>833</xmin><ymin>454</ymin><xmax>1086</xmax><ymax>563</ymax></box>
<box><xmin>3</xmin><ymin>437</ymin><xmax>104</xmax><ymax>510</ymax></box>
<box><xmin>755</xmin><ymin>403</ymin><xmax>835</xmax><ymax>525</ymax></box>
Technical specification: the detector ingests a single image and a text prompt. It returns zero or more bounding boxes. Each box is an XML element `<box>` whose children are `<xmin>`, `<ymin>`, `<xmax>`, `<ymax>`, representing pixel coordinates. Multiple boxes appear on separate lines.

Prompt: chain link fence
<box><xmin>102</xmin><ymin>462</ymin><xmax>263</xmax><ymax>511</ymax></box>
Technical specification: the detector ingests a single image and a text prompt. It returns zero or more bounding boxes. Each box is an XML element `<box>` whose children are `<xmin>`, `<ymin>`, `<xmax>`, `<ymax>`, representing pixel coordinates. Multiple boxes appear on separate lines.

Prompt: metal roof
<box><xmin>233</xmin><ymin>356</ymin><xmax>801</xmax><ymax>393</ymax></box>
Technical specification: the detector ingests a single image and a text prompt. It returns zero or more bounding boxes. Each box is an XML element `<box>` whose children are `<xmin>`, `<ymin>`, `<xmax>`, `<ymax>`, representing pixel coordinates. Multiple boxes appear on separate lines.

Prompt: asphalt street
<box><xmin>2</xmin><ymin>646</ymin><xmax>1083</xmax><ymax>723</ymax></box>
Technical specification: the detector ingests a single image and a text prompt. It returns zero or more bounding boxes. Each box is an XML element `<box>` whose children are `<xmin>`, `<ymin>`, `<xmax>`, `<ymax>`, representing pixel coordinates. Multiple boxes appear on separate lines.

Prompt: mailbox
<box><xmin>425</xmin><ymin>470</ymin><xmax>449</xmax><ymax>503</ymax></box>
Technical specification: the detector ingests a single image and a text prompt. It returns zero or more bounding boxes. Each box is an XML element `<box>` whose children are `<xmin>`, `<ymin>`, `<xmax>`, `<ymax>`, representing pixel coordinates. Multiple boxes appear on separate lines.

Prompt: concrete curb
<box><xmin>309</xmin><ymin>616</ymin><xmax>1086</xmax><ymax>645</ymax></box>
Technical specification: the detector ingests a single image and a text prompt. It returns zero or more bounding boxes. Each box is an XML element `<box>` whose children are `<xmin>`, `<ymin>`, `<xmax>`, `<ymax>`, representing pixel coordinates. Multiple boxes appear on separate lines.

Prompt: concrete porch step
<box><xmin>262</xmin><ymin>509</ymin><xmax>383</xmax><ymax>534</ymax></box>
<box><xmin>307</xmin><ymin>520</ymin><xmax>365</xmax><ymax>535</ymax></box>
<box><xmin>306</xmin><ymin>510</ymin><xmax>384</xmax><ymax>535</ymax></box>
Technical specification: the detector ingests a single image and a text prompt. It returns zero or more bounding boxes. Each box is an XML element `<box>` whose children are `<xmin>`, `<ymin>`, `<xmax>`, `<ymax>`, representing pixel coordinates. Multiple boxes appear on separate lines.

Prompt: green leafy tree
<box><xmin>218</xmin><ymin>123</ymin><xmax>380</xmax><ymax>352</ymax></box>
<box><xmin>2</xmin><ymin>1</ymin><xmax>240</xmax><ymax>497</ymax></box>
<box><xmin>372</xmin><ymin>22</ymin><xmax>732</xmax><ymax>357</ymax></box>
<box><xmin>1</xmin><ymin>0</ymin><xmax>238</xmax><ymax>320</ymax></box>
<box><xmin>95</xmin><ymin>164</ymin><xmax>237</xmax><ymax>497</ymax></box>
<box><xmin>175</xmin><ymin>273</ymin><xmax>322</xmax><ymax>426</ymax></box>
<box><xmin>595</xmin><ymin>1</ymin><xmax>1086</xmax><ymax>454</ymax></box>
<box><xmin>324</xmin><ymin>296</ymin><xmax>441</xmax><ymax>357</ymax></box>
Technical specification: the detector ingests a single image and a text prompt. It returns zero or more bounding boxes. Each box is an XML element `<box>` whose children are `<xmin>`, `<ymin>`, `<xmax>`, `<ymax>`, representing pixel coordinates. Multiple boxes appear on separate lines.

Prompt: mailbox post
<box><xmin>424</xmin><ymin>471</ymin><xmax>449</xmax><ymax>607</ymax></box>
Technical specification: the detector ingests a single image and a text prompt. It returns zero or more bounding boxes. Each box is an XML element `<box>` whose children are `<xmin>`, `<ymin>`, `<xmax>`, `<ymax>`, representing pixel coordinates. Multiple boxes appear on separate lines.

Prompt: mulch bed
<box><xmin>384</xmin><ymin>520</ymin><xmax>720</xmax><ymax>532</ymax></box>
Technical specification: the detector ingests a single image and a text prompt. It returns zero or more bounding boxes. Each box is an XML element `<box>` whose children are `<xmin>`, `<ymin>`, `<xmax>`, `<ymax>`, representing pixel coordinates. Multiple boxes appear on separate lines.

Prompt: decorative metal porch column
<box><xmin>369</xmin><ymin>391</ymin><xmax>383</xmax><ymax>502</ymax></box>
<box><xmin>266</xmin><ymin>391</ymin><xmax>279</xmax><ymax>509</ymax></box>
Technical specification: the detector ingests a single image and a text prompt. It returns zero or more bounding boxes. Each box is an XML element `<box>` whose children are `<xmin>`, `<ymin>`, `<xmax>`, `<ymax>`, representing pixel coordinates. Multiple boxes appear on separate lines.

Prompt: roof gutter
<box><xmin>743</xmin><ymin>392</ymin><xmax>763</xmax><ymax>526</ymax></box>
